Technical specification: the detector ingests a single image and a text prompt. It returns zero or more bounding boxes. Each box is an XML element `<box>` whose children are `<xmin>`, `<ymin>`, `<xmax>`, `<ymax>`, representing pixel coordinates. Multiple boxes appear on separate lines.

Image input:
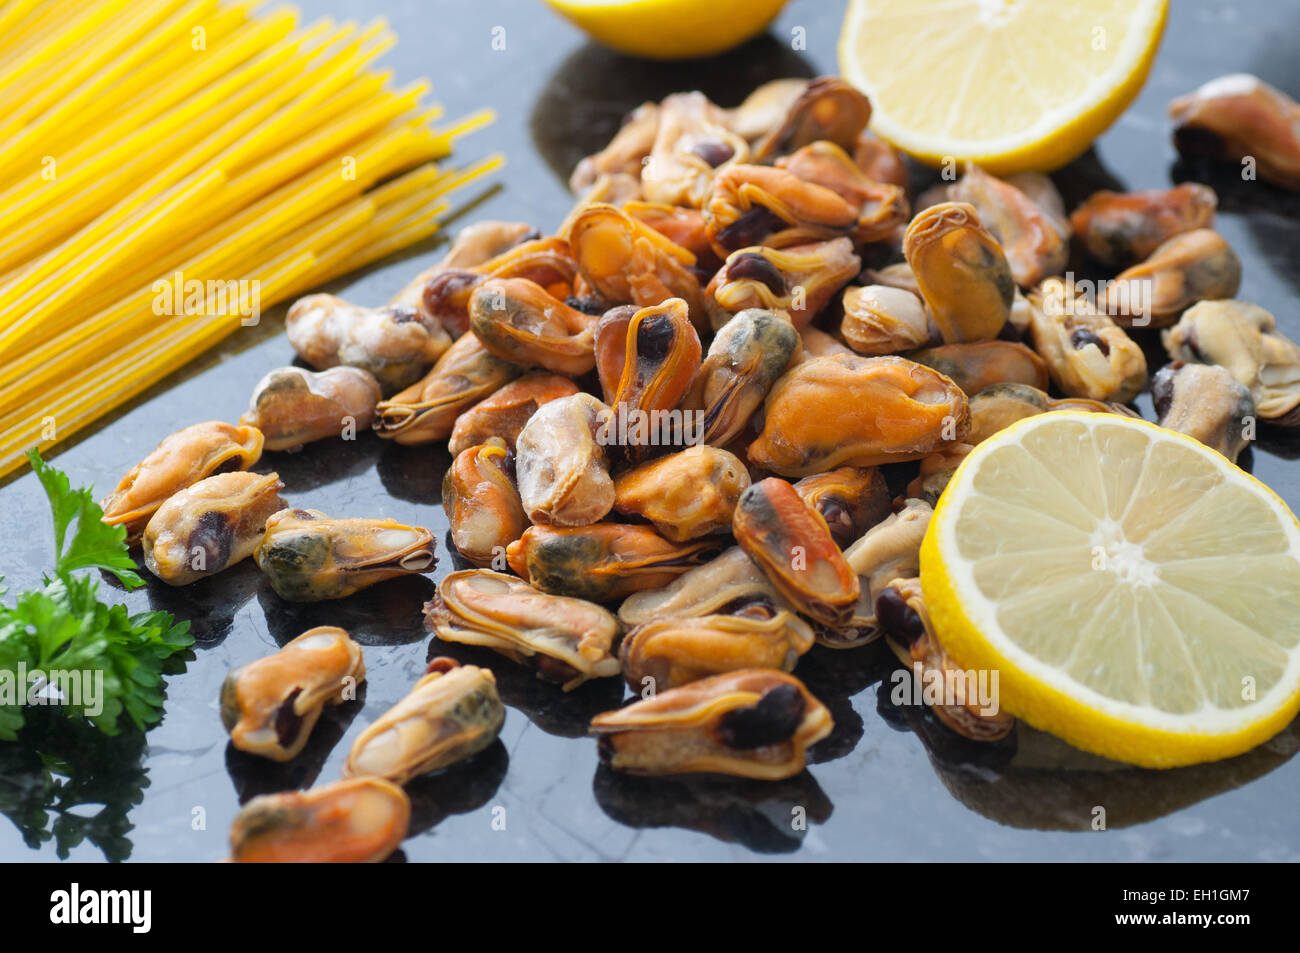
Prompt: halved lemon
<box><xmin>922</xmin><ymin>412</ymin><xmax>1300</xmax><ymax>768</ymax></box>
<box><xmin>543</xmin><ymin>0</ymin><xmax>789</xmax><ymax>61</ymax></box>
<box><xmin>839</xmin><ymin>0</ymin><xmax>1168</xmax><ymax>173</ymax></box>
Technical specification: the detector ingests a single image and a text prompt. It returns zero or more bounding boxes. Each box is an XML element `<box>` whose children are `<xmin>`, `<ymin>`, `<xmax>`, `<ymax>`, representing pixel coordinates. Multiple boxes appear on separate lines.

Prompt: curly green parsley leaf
<box><xmin>0</xmin><ymin>450</ymin><xmax>193</xmax><ymax>740</ymax></box>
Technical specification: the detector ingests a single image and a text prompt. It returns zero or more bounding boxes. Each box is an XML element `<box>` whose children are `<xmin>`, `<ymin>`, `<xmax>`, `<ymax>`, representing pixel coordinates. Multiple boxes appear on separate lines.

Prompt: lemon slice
<box><xmin>543</xmin><ymin>0</ymin><xmax>789</xmax><ymax>61</ymax></box>
<box><xmin>839</xmin><ymin>0</ymin><xmax>1168</xmax><ymax>173</ymax></box>
<box><xmin>922</xmin><ymin>412</ymin><xmax>1300</xmax><ymax>767</ymax></box>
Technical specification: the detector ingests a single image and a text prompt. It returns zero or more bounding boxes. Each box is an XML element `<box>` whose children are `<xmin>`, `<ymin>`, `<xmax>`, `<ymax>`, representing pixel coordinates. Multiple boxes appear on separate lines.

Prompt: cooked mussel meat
<box><xmin>703</xmin><ymin>163</ymin><xmax>858</xmax><ymax>255</ymax></box>
<box><xmin>1025</xmin><ymin>280</ymin><xmax>1147</xmax><ymax>403</ymax></box>
<box><xmin>447</xmin><ymin>373</ymin><xmax>580</xmax><ymax>456</ymax></box>
<box><xmin>903</xmin><ymin>202</ymin><xmax>1015</xmax><ymax>343</ymax></box>
<box><xmin>143</xmin><ymin>471</ymin><xmax>286</xmax><ymax>585</ymax></box>
<box><xmin>748</xmin><ymin>354</ymin><xmax>969</xmax><ymax>476</ymax></box>
<box><xmin>907</xmin><ymin>340</ymin><xmax>1049</xmax><ymax>397</ymax></box>
<box><xmin>618</xmin><ymin>545</ymin><xmax>789</xmax><ymax>628</ymax></box>
<box><xmin>101</xmin><ymin>421</ymin><xmax>264</xmax><ymax>544</ymax></box>
<box><xmin>1152</xmin><ymin>361</ymin><xmax>1255</xmax><ymax>462</ymax></box>
<box><xmin>1162</xmin><ymin>298</ymin><xmax>1300</xmax><ymax>425</ymax></box>
<box><xmin>571</xmin><ymin>101</ymin><xmax>660</xmax><ymax>192</ymax></box>
<box><xmin>468</xmin><ymin>277</ymin><xmax>597</xmax><ymax>376</ymax></box>
<box><xmin>1101</xmin><ymin>228</ymin><xmax>1241</xmax><ymax>329</ymax></box>
<box><xmin>683</xmin><ymin>307</ymin><xmax>799</xmax><ymax>447</ymax></box>
<box><xmin>423</xmin><ymin>237</ymin><xmax>577</xmax><ymax>339</ymax></box>
<box><xmin>608</xmin><ymin>298</ymin><xmax>702</xmax><ymax>461</ymax></box>
<box><xmin>372</xmin><ymin>332</ymin><xmax>519</xmax><ymax>445</ymax></box>
<box><xmin>240</xmin><ymin>366</ymin><xmax>382</xmax><ymax>451</ymax></box>
<box><xmin>1069</xmin><ymin>183</ymin><xmax>1217</xmax><ymax>267</ymax></box>
<box><xmin>816</xmin><ymin>499</ymin><xmax>931</xmax><ymax>649</ymax></box>
<box><xmin>706</xmin><ymin>238</ymin><xmax>860</xmax><ymax>330</ymax></box>
<box><xmin>621</xmin><ymin>602</ymin><xmax>815</xmax><ymax>694</ymax></box>
<box><xmin>514</xmin><ymin>392</ymin><xmax>615</xmax><ymax>526</ymax></box>
<box><xmin>229</xmin><ymin>777</ymin><xmax>408</xmax><ymax>863</ymax></box>
<box><xmin>775</xmin><ymin>141</ymin><xmax>909</xmax><ymax>244</ymax></box>
<box><xmin>878</xmin><ymin>577</ymin><xmax>1014</xmax><ymax>742</ymax></box>
<box><xmin>568</xmin><ymin>203</ymin><xmax>708</xmax><ymax>326</ymax></box>
<box><xmin>286</xmin><ymin>294</ymin><xmax>450</xmax><ymax>393</ymax></box>
<box><xmin>506</xmin><ymin>523</ymin><xmax>722</xmax><ymax>603</ymax></box>
<box><xmin>344</xmin><ymin>658</ymin><xmax>504</xmax><ymax>783</ymax></box>
<box><xmin>641</xmin><ymin>91</ymin><xmax>749</xmax><ymax>207</ymax></box>
<box><xmin>1170</xmin><ymin>73</ymin><xmax>1300</xmax><ymax>192</ymax></box>
<box><xmin>966</xmin><ymin>382</ymin><xmax>1138</xmax><ymax>444</ymax></box>
<box><xmin>839</xmin><ymin>284</ymin><xmax>932</xmax><ymax>355</ymax></box>
<box><xmin>220</xmin><ymin>626</ymin><xmax>365</xmax><ymax>761</ymax></box>
<box><xmin>443</xmin><ymin>438</ymin><xmax>527</xmax><ymax>567</ymax></box>
<box><xmin>949</xmin><ymin>163</ymin><xmax>1068</xmax><ymax>287</ymax></box>
<box><xmin>255</xmin><ymin>509</ymin><xmax>436</xmax><ymax>601</ymax></box>
<box><xmin>751</xmin><ymin>76</ymin><xmax>872</xmax><ymax>161</ymax></box>
<box><xmin>589</xmin><ymin>669</ymin><xmax>833</xmax><ymax>779</ymax></box>
<box><xmin>732</xmin><ymin>477</ymin><xmax>860</xmax><ymax>628</ymax></box>
<box><xmin>426</xmin><ymin>569</ymin><xmax>621</xmax><ymax>690</ymax></box>
<box><xmin>613</xmin><ymin>446</ymin><xmax>750</xmax><ymax>541</ymax></box>
<box><xmin>792</xmin><ymin>466</ymin><xmax>890</xmax><ymax>547</ymax></box>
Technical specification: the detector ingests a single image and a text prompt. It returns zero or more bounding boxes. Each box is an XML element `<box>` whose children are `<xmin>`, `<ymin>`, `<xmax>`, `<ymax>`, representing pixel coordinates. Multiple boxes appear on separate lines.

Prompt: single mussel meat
<box><xmin>590</xmin><ymin>669</ymin><xmax>833</xmax><ymax>779</ymax></box>
<box><xmin>732</xmin><ymin>477</ymin><xmax>861</xmax><ymax>628</ymax></box>
<box><xmin>220</xmin><ymin>625</ymin><xmax>365</xmax><ymax>761</ymax></box>
<box><xmin>443</xmin><ymin>438</ymin><xmax>527</xmax><ymax>567</ymax></box>
<box><xmin>706</xmin><ymin>237</ymin><xmax>860</xmax><ymax>330</ymax></box>
<box><xmin>372</xmin><ymin>332</ymin><xmax>520</xmax><ymax>445</ymax></box>
<box><xmin>143</xmin><ymin>471</ymin><xmax>286</xmax><ymax>585</ymax></box>
<box><xmin>903</xmin><ymin>201</ymin><xmax>1015</xmax><ymax>343</ymax></box>
<box><xmin>1100</xmin><ymin>228</ymin><xmax>1241</xmax><ymax>329</ymax></box>
<box><xmin>878</xmin><ymin>577</ymin><xmax>1014</xmax><ymax>742</ymax></box>
<box><xmin>228</xmin><ymin>777</ymin><xmax>408</xmax><ymax>863</ymax></box>
<box><xmin>1069</xmin><ymin>183</ymin><xmax>1217</xmax><ymax>267</ymax></box>
<box><xmin>514</xmin><ymin>392</ymin><xmax>615</xmax><ymax>526</ymax></box>
<box><xmin>614</xmin><ymin>445</ymin><xmax>750</xmax><ymax>541</ymax></box>
<box><xmin>447</xmin><ymin>373</ymin><xmax>580</xmax><ymax>456</ymax></box>
<box><xmin>468</xmin><ymin>276</ymin><xmax>597</xmax><ymax>376</ymax></box>
<box><xmin>621</xmin><ymin>603</ymin><xmax>815</xmax><ymax>694</ymax></box>
<box><xmin>1170</xmin><ymin>73</ymin><xmax>1300</xmax><ymax>192</ymax></box>
<box><xmin>748</xmin><ymin>354</ymin><xmax>969</xmax><ymax>476</ymax></box>
<box><xmin>792</xmin><ymin>466</ymin><xmax>891</xmax><ymax>547</ymax></box>
<box><xmin>683</xmin><ymin>307</ymin><xmax>799</xmax><ymax>447</ymax></box>
<box><xmin>286</xmin><ymin>293</ymin><xmax>450</xmax><ymax>393</ymax></box>
<box><xmin>839</xmin><ymin>284</ymin><xmax>933</xmax><ymax>354</ymax></box>
<box><xmin>255</xmin><ymin>508</ymin><xmax>436</xmax><ymax>601</ymax></box>
<box><xmin>1152</xmin><ymin>362</ymin><xmax>1255</xmax><ymax>462</ymax></box>
<box><xmin>426</xmin><ymin>569</ymin><xmax>621</xmax><ymax>690</ymax></box>
<box><xmin>239</xmin><ymin>365</ymin><xmax>381</xmax><ymax>451</ymax></box>
<box><xmin>506</xmin><ymin>523</ymin><xmax>722</xmax><ymax>603</ymax></box>
<box><xmin>344</xmin><ymin>658</ymin><xmax>504</xmax><ymax>783</ymax></box>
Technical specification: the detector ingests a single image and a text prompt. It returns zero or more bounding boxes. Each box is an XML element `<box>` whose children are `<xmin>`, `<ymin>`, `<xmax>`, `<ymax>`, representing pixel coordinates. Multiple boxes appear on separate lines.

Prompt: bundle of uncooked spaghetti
<box><xmin>0</xmin><ymin>0</ymin><xmax>501</xmax><ymax>479</ymax></box>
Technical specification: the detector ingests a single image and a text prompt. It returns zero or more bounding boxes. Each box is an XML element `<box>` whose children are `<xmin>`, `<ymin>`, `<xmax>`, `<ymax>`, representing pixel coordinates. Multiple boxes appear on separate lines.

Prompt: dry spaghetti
<box><xmin>0</xmin><ymin>0</ymin><xmax>500</xmax><ymax>479</ymax></box>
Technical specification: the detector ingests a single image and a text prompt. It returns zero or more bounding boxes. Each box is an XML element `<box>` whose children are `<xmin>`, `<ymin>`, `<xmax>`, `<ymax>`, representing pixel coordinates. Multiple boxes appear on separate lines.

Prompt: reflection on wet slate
<box><xmin>143</xmin><ymin>560</ymin><xmax>262</xmax><ymax>646</ymax></box>
<box><xmin>257</xmin><ymin>575</ymin><xmax>437</xmax><ymax>647</ymax></box>
<box><xmin>0</xmin><ymin>712</ymin><xmax>148</xmax><ymax>862</ymax></box>
<box><xmin>378</xmin><ymin>440</ymin><xmax>452</xmax><ymax>504</ymax></box>
<box><xmin>592</xmin><ymin>763</ymin><xmax>832</xmax><ymax>854</ymax></box>
<box><xmin>876</xmin><ymin>678</ymin><xmax>1300</xmax><ymax>832</ymax></box>
<box><xmin>404</xmin><ymin>740</ymin><xmax>509</xmax><ymax>837</ymax></box>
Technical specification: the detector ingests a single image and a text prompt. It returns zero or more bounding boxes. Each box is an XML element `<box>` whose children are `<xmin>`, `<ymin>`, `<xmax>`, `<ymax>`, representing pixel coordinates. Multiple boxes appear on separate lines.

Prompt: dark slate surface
<box><xmin>2</xmin><ymin>0</ymin><xmax>1299</xmax><ymax>862</ymax></box>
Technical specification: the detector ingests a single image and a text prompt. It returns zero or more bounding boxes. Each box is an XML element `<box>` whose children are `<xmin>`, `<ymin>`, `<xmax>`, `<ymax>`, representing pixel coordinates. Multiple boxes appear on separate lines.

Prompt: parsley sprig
<box><xmin>0</xmin><ymin>450</ymin><xmax>193</xmax><ymax>740</ymax></box>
